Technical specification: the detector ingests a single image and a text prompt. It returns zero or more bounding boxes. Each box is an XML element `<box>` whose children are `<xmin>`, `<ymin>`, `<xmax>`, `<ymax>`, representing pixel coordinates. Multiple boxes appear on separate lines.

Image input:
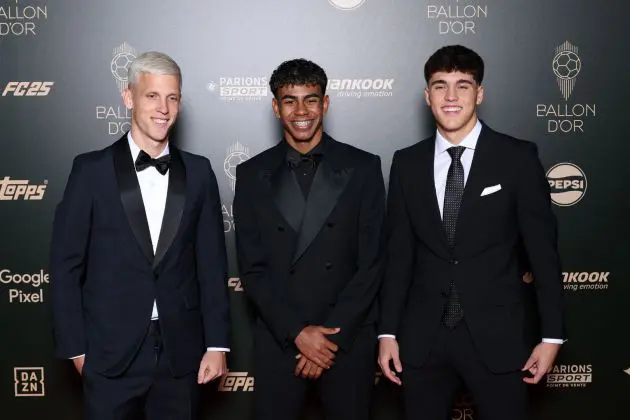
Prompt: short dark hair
<box><xmin>269</xmin><ymin>59</ymin><xmax>328</xmax><ymax>98</ymax></box>
<box><xmin>424</xmin><ymin>45</ymin><xmax>484</xmax><ymax>84</ymax></box>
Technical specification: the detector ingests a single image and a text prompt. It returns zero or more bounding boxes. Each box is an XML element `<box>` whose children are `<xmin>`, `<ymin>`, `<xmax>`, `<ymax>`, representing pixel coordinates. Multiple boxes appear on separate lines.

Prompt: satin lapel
<box><xmin>455</xmin><ymin>127</ymin><xmax>493</xmax><ymax>248</ymax></box>
<box><xmin>113</xmin><ymin>138</ymin><xmax>154</xmax><ymax>264</ymax></box>
<box><xmin>153</xmin><ymin>147</ymin><xmax>186</xmax><ymax>270</ymax></box>
<box><xmin>421</xmin><ymin>137</ymin><xmax>450</xmax><ymax>250</ymax></box>
<box><xmin>292</xmin><ymin>161</ymin><xmax>353</xmax><ymax>264</ymax></box>
<box><xmin>271</xmin><ymin>164</ymin><xmax>305</xmax><ymax>233</ymax></box>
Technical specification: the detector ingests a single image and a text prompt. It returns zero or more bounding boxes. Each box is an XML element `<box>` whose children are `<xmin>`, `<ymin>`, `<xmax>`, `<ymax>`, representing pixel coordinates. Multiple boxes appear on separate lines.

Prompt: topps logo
<box><xmin>14</xmin><ymin>367</ymin><xmax>45</xmax><ymax>397</ymax></box>
<box><xmin>547</xmin><ymin>364</ymin><xmax>592</xmax><ymax>388</ymax></box>
<box><xmin>2</xmin><ymin>82</ymin><xmax>54</xmax><ymax>96</ymax></box>
<box><xmin>228</xmin><ymin>277</ymin><xmax>243</xmax><ymax>292</ymax></box>
<box><xmin>0</xmin><ymin>177</ymin><xmax>47</xmax><ymax>200</ymax></box>
<box><xmin>218</xmin><ymin>372</ymin><xmax>254</xmax><ymax>391</ymax></box>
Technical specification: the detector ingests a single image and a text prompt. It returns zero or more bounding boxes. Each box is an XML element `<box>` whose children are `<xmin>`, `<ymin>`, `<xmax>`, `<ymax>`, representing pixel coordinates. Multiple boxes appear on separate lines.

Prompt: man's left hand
<box><xmin>198</xmin><ymin>351</ymin><xmax>227</xmax><ymax>384</ymax></box>
<box><xmin>521</xmin><ymin>342</ymin><xmax>561</xmax><ymax>384</ymax></box>
<box><xmin>294</xmin><ymin>354</ymin><xmax>324</xmax><ymax>380</ymax></box>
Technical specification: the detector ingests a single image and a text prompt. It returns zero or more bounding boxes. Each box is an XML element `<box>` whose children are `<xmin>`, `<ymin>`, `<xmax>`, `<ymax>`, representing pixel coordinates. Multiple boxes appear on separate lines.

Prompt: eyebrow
<box><xmin>280</xmin><ymin>93</ymin><xmax>321</xmax><ymax>101</ymax></box>
<box><xmin>430</xmin><ymin>79</ymin><xmax>474</xmax><ymax>86</ymax></box>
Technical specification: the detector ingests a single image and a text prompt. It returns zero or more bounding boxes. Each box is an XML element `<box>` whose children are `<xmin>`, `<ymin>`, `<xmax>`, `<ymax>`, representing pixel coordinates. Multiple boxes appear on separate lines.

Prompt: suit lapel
<box><xmin>271</xmin><ymin>164</ymin><xmax>306</xmax><ymax>234</ymax></box>
<box><xmin>153</xmin><ymin>146</ymin><xmax>186</xmax><ymax>270</ymax></box>
<box><xmin>293</xmin><ymin>139</ymin><xmax>353</xmax><ymax>264</ymax></box>
<box><xmin>113</xmin><ymin>137</ymin><xmax>154</xmax><ymax>264</ymax></box>
<box><xmin>455</xmin><ymin>125</ymin><xmax>493</xmax><ymax>249</ymax></box>
<box><xmin>419</xmin><ymin>137</ymin><xmax>450</xmax><ymax>250</ymax></box>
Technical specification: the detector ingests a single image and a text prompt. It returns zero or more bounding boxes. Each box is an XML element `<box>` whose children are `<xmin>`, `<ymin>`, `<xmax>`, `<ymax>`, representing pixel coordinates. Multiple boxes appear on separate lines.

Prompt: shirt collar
<box><xmin>285</xmin><ymin>133</ymin><xmax>327</xmax><ymax>161</ymax></box>
<box><xmin>435</xmin><ymin>119</ymin><xmax>482</xmax><ymax>156</ymax></box>
<box><xmin>127</xmin><ymin>132</ymin><xmax>170</xmax><ymax>161</ymax></box>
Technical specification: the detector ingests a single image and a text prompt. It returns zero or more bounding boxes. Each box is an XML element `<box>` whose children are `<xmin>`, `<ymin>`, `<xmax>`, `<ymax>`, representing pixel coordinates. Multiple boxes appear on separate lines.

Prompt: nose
<box><xmin>445</xmin><ymin>85</ymin><xmax>458</xmax><ymax>102</ymax></box>
<box><xmin>295</xmin><ymin>100</ymin><xmax>308</xmax><ymax>115</ymax></box>
<box><xmin>156</xmin><ymin>97</ymin><xmax>168</xmax><ymax>114</ymax></box>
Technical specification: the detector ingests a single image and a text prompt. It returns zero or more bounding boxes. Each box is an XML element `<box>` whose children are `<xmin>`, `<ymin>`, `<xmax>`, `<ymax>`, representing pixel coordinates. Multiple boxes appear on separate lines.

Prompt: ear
<box><xmin>424</xmin><ymin>86</ymin><xmax>431</xmax><ymax>106</ymax></box>
<box><xmin>122</xmin><ymin>87</ymin><xmax>133</xmax><ymax>110</ymax></box>
<box><xmin>476</xmin><ymin>84</ymin><xmax>484</xmax><ymax>105</ymax></box>
<box><xmin>322</xmin><ymin>95</ymin><xmax>330</xmax><ymax>115</ymax></box>
<box><xmin>271</xmin><ymin>97</ymin><xmax>280</xmax><ymax>119</ymax></box>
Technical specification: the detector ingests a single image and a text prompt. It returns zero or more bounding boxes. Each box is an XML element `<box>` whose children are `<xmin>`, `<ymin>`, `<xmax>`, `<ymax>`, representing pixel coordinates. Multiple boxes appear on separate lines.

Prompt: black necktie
<box><xmin>442</xmin><ymin>146</ymin><xmax>465</xmax><ymax>328</ymax></box>
<box><xmin>135</xmin><ymin>150</ymin><xmax>171</xmax><ymax>175</ymax></box>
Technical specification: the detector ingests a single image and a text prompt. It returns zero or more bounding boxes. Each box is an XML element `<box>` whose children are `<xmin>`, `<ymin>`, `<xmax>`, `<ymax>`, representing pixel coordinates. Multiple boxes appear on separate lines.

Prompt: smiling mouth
<box><xmin>292</xmin><ymin>120</ymin><xmax>314</xmax><ymax>129</ymax></box>
<box><xmin>442</xmin><ymin>106</ymin><xmax>462</xmax><ymax>113</ymax></box>
<box><xmin>153</xmin><ymin>118</ymin><xmax>169</xmax><ymax>126</ymax></box>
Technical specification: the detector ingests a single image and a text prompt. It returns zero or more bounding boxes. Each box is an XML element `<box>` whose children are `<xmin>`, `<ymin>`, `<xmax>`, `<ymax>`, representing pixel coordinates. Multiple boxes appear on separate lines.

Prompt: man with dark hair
<box><xmin>234</xmin><ymin>58</ymin><xmax>385</xmax><ymax>420</ymax></box>
<box><xmin>378</xmin><ymin>45</ymin><xmax>565</xmax><ymax>420</ymax></box>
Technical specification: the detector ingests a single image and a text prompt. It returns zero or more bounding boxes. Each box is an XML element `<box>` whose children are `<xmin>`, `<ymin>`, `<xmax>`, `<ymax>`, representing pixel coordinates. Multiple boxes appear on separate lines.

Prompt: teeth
<box><xmin>443</xmin><ymin>107</ymin><xmax>461</xmax><ymax>112</ymax></box>
<box><xmin>293</xmin><ymin>121</ymin><xmax>311</xmax><ymax>128</ymax></box>
<box><xmin>154</xmin><ymin>119</ymin><xmax>168</xmax><ymax>124</ymax></box>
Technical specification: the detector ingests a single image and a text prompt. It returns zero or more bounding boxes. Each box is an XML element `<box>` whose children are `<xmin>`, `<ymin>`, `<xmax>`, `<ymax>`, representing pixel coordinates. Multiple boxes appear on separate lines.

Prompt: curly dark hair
<box><xmin>424</xmin><ymin>45</ymin><xmax>484</xmax><ymax>84</ymax></box>
<box><xmin>269</xmin><ymin>59</ymin><xmax>328</xmax><ymax>98</ymax></box>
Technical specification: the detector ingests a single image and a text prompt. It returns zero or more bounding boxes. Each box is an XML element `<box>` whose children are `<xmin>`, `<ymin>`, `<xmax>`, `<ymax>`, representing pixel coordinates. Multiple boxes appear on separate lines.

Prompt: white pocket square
<box><xmin>480</xmin><ymin>184</ymin><xmax>502</xmax><ymax>196</ymax></box>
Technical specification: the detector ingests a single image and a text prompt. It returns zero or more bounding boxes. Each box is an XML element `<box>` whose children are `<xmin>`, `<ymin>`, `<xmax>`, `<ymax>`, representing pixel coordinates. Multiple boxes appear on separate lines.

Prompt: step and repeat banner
<box><xmin>1</xmin><ymin>0</ymin><xmax>628</xmax><ymax>419</ymax></box>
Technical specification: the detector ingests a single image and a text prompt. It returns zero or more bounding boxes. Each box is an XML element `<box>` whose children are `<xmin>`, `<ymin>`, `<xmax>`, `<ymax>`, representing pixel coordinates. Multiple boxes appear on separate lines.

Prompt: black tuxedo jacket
<box><xmin>51</xmin><ymin>135</ymin><xmax>229</xmax><ymax>377</ymax></box>
<box><xmin>379</xmin><ymin>124</ymin><xmax>564</xmax><ymax>373</ymax></box>
<box><xmin>233</xmin><ymin>134</ymin><xmax>385</xmax><ymax>352</ymax></box>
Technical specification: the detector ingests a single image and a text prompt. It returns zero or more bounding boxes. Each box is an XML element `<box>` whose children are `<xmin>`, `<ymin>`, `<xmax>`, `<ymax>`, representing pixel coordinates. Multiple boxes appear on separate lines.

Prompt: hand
<box><xmin>378</xmin><ymin>337</ymin><xmax>402</xmax><ymax>385</ymax></box>
<box><xmin>72</xmin><ymin>356</ymin><xmax>85</xmax><ymax>375</ymax></box>
<box><xmin>294</xmin><ymin>354</ymin><xmax>324</xmax><ymax>379</ymax></box>
<box><xmin>294</xmin><ymin>326</ymin><xmax>340</xmax><ymax>369</ymax></box>
<box><xmin>522</xmin><ymin>272</ymin><xmax>534</xmax><ymax>284</ymax></box>
<box><xmin>197</xmin><ymin>351</ymin><xmax>227</xmax><ymax>384</ymax></box>
<box><xmin>522</xmin><ymin>342</ymin><xmax>561</xmax><ymax>384</ymax></box>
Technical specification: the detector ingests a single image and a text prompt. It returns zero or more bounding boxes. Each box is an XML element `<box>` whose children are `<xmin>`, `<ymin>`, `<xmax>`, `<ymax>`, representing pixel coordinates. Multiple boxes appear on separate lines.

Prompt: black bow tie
<box><xmin>287</xmin><ymin>153</ymin><xmax>322</xmax><ymax>170</ymax></box>
<box><xmin>135</xmin><ymin>150</ymin><xmax>171</xmax><ymax>175</ymax></box>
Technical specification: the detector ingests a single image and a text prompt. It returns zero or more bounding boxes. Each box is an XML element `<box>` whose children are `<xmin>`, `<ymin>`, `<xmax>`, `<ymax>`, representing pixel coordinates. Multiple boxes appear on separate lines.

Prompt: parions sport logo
<box><xmin>207</xmin><ymin>77</ymin><xmax>268</xmax><ymax>102</ymax></box>
<box><xmin>546</xmin><ymin>364</ymin><xmax>592</xmax><ymax>388</ymax></box>
<box><xmin>546</xmin><ymin>163</ymin><xmax>586</xmax><ymax>207</ymax></box>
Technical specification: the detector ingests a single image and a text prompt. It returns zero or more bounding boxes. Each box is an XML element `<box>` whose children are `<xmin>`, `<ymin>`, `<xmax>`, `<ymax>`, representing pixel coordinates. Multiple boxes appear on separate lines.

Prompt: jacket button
<box><xmin>289</xmin><ymin>269</ymin><xmax>295</xmax><ymax>275</ymax></box>
<box><xmin>327</xmin><ymin>222</ymin><xmax>335</xmax><ymax>228</ymax></box>
<box><xmin>325</xmin><ymin>263</ymin><xmax>333</xmax><ymax>270</ymax></box>
<box><xmin>277</xmin><ymin>225</ymin><xmax>285</xmax><ymax>232</ymax></box>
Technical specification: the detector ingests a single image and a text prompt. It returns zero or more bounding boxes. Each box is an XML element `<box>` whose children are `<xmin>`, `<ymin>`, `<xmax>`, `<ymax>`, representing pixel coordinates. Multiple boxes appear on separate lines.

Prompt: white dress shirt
<box><xmin>379</xmin><ymin>120</ymin><xmax>563</xmax><ymax>345</ymax></box>
<box><xmin>70</xmin><ymin>134</ymin><xmax>228</xmax><ymax>358</ymax></box>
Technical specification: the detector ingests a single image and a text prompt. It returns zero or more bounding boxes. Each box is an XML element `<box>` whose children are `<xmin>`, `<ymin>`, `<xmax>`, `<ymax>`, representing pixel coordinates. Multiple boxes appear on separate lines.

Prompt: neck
<box><xmin>285</xmin><ymin>130</ymin><xmax>323</xmax><ymax>154</ymax></box>
<box><xmin>130</xmin><ymin>126</ymin><xmax>168</xmax><ymax>158</ymax></box>
<box><xmin>438</xmin><ymin>117</ymin><xmax>478</xmax><ymax>145</ymax></box>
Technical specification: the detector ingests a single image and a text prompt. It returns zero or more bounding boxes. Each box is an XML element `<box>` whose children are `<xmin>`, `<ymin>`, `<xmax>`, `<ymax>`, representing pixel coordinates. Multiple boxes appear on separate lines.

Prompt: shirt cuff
<box><xmin>542</xmin><ymin>338</ymin><xmax>566</xmax><ymax>344</ymax></box>
<box><xmin>206</xmin><ymin>347</ymin><xmax>230</xmax><ymax>352</ymax></box>
<box><xmin>378</xmin><ymin>334</ymin><xmax>396</xmax><ymax>340</ymax></box>
<box><xmin>70</xmin><ymin>354</ymin><xmax>85</xmax><ymax>359</ymax></box>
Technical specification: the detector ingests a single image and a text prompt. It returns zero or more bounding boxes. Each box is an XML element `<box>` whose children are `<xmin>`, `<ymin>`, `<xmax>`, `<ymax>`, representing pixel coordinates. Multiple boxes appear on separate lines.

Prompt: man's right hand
<box><xmin>72</xmin><ymin>355</ymin><xmax>85</xmax><ymax>375</ymax></box>
<box><xmin>378</xmin><ymin>337</ymin><xmax>402</xmax><ymax>385</ymax></box>
<box><xmin>294</xmin><ymin>326</ymin><xmax>340</xmax><ymax>369</ymax></box>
